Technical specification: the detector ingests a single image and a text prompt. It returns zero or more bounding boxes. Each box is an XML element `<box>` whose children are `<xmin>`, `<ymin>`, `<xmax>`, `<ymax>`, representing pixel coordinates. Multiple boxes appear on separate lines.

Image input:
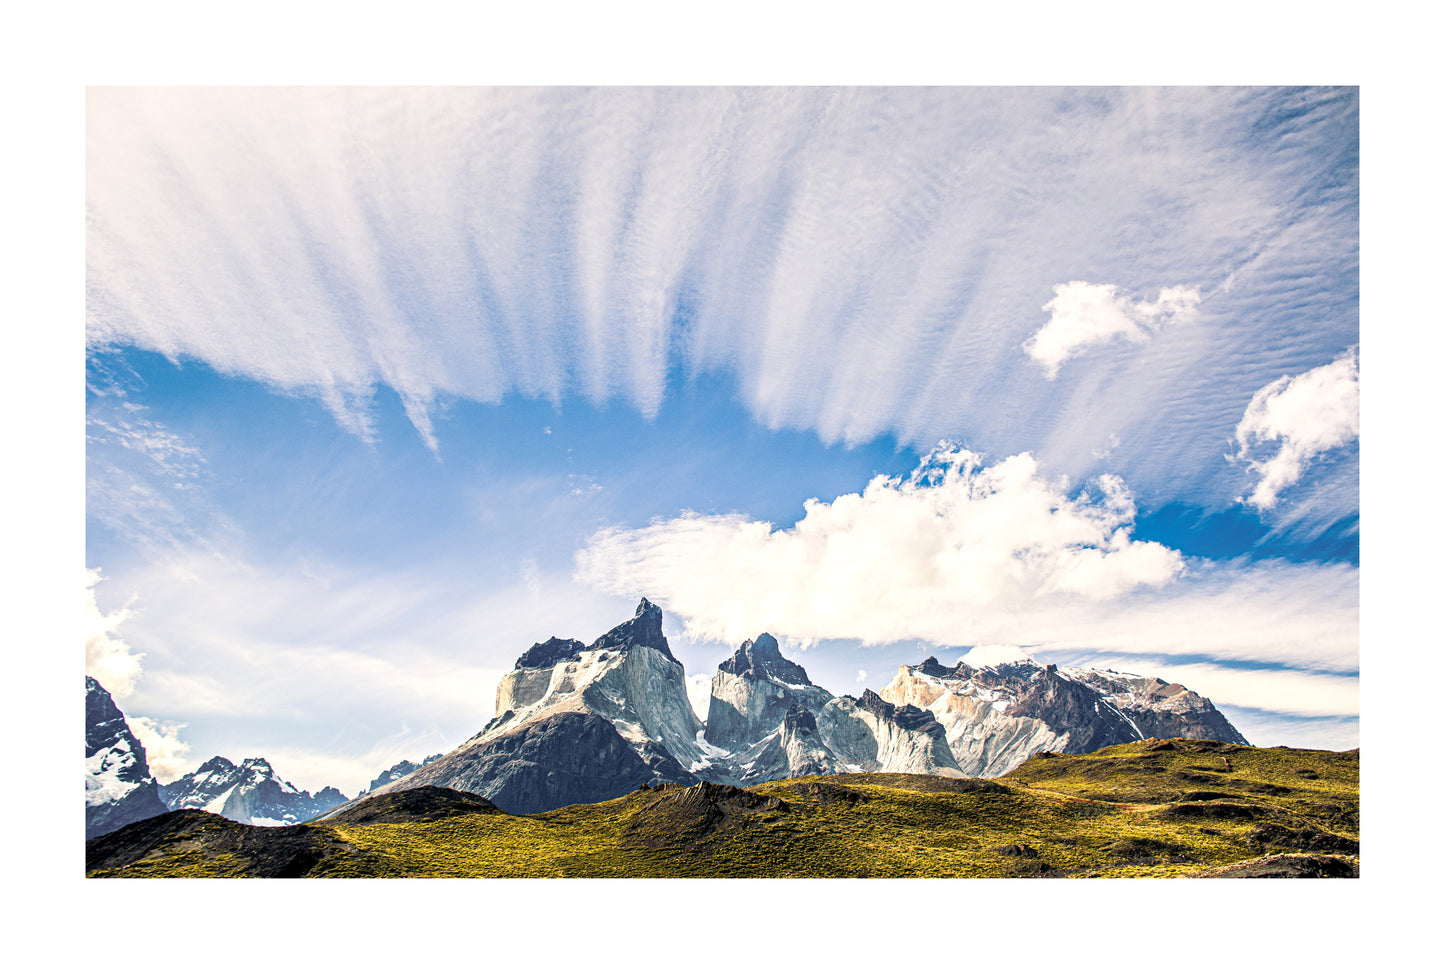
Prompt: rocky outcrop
<box><xmin>585</xmin><ymin>598</ymin><xmax>676</xmax><ymax>660</ymax></box>
<box><xmin>86</xmin><ymin>677</ymin><xmax>168</xmax><ymax>839</ymax></box>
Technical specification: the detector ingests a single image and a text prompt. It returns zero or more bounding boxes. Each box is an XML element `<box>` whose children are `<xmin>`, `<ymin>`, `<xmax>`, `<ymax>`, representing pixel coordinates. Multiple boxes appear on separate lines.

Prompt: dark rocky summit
<box><xmin>717</xmin><ymin>633</ymin><xmax>811</xmax><ymax>686</ymax></box>
<box><xmin>86</xmin><ymin>677</ymin><xmax>168</xmax><ymax>839</ymax></box>
<box><xmin>515</xmin><ymin>636</ymin><xmax>585</xmax><ymax>670</ymax></box>
<box><xmin>857</xmin><ymin>688</ymin><xmax>945</xmax><ymax>733</ymax></box>
<box><xmin>585</xmin><ymin>598</ymin><xmax>676</xmax><ymax>660</ymax></box>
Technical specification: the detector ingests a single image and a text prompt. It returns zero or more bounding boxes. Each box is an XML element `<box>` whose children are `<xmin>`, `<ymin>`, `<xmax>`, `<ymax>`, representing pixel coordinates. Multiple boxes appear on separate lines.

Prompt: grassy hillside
<box><xmin>87</xmin><ymin>739</ymin><xmax>1358</xmax><ymax>878</ymax></box>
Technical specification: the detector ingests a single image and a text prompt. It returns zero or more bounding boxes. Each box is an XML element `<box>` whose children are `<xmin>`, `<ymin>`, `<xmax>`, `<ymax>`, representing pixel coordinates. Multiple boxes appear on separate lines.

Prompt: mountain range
<box><xmin>158</xmin><ymin>756</ymin><xmax>348</xmax><ymax>826</ymax></box>
<box><xmin>89</xmin><ymin>598</ymin><xmax>1249</xmax><ymax>835</ymax></box>
<box><xmin>347</xmin><ymin>599</ymin><xmax>1247</xmax><ymax>815</ymax></box>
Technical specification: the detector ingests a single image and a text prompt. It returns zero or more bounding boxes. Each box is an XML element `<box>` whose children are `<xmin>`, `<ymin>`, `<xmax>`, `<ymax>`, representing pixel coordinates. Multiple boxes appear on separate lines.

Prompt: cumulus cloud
<box><xmin>126</xmin><ymin>716</ymin><xmax>192</xmax><ymax>783</ymax></box>
<box><xmin>577</xmin><ymin>447</ymin><xmax>1357</xmax><ymax>684</ymax></box>
<box><xmin>85</xmin><ymin>569</ymin><xmax>143</xmax><ymax>697</ymax></box>
<box><xmin>855</xmin><ymin>669</ymin><xmax>868</xmax><ymax>685</ymax></box>
<box><xmin>1023</xmin><ymin>282</ymin><xmax>1202</xmax><ymax>378</ymax></box>
<box><xmin>576</xmin><ymin>444</ymin><xmax>1185</xmax><ymax>648</ymax></box>
<box><xmin>1233</xmin><ymin>348</ymin><xmax>1360</xmax><ymax>509</ymax></box>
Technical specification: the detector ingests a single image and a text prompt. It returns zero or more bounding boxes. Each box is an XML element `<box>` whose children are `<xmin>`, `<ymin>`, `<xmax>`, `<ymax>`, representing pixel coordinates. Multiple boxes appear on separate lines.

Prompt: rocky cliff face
<box><xmin>702</xmin><ymin>637</ymin><xmax>963</xmax><ymax>783</ymax></box>
<box><xmin>704</xmin><ymin>633</ymin><xmax>834</xmax><ymax>750</ymax></box>
<box><xmin>160</xmin><ymin>756</ymin><xmax>348</xmax><ymax>826</ymax></box>
<box><xmin>879</xmin><ymin>658</ymin><xmax>1249</xmax><ymax>777</ymax></box>
<box><xmin>86</xmin><ymin>677</ymin><xmax>168</xmax><ymax>839</ymax></box>
<box><xmin>802</xmin><ymin>690</ymin><xmax>960</xmax><ymax>777</ymax></box>
<box><xmin>375</xmin><ymin>599</ymin><xmax>711</xmax><ymax>813</ymax></box>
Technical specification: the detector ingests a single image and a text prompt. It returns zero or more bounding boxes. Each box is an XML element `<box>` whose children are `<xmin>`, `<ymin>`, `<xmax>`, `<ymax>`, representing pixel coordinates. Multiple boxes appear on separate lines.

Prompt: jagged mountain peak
<box><xmin>586</xmin><ymin>597</ymin><xmax>676</xmax><ymax>662</ymax></box>
<box><xmin>855</xmin><ymin>689</ymin><xmax>941</xmax><ymax>732</ymax></box>
<box><xmin>86</xmin><ymin>676</ymin><xmax>168</xmax><ymax>839</ymax></box>
<box><xmin>515</xmin><ymin>636</ymin><xmax>585</xmax><ymax>670</ymax></box>
<box><xmin>915</xmin><ymin>656</ymin><xmax>950</xmax><ymax>678</ymax></box>
<box><xmin>718</xmin><ymin>632</ymin><xmax>811</xmax><ymax>686</ymax></box>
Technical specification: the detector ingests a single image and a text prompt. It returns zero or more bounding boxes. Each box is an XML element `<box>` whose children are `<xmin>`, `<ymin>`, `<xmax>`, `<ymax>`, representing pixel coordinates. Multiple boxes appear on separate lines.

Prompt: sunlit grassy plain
<box><xmin>89</xmin><ymin>739</ymin><xmax>1357</xmax><ymax>878</ymax></box>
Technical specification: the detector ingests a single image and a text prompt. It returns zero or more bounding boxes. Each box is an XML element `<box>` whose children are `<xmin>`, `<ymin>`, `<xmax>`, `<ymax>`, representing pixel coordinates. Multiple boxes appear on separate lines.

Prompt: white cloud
<box><xmin>577</xmin><ymin>444</ymin><xmax>1185</xmax><ymax>648</ymax></box>
<box><xmin>126</xmin><ymin>716</ymin><xmax>192</xmax><ymax>783</ymax></box>
<box><xmin>102</xmin><ymin>546</ymin><xmax>637</xmax><ymax>788</ymax></box>
<box><xmin>686</xmin><ymin>673</ymin><xmax>714</xmax><ymax>722</ymax></box>
<box><xmin>1023</xmin><ymin>282</ymin><xmax>1201</xmax><ymax>378</ymax></box>
<box><xmin>961</xmin><ymin>644</ymin><xmax>1031</xmax><ymax>667</ymax></box>
<box><xmin>1217</xmin><ymin>709</ymin><xmax>1358</xmax><ymax>752</ymax></box>
<box><xmin>1233</xmin><ymin>348</ymin><xmax>1360</xmax><ymax>509</ymax></box>
<box><xmin>576</xmin><ymin>447</ymin><xmax>1358</xmax><ymax>690</ymax></box>
<box><xmin>85</xmin><ymin>87</ymin><xmax>1358</xmax><ymax>514</ymax></box>
<box><xmin>855</xmin><ymin>669</ymin><xmax>868</xmax><ymax>685</ymax></box>
<box><xmin>85</xmin><ymin>569</ymin><xmax>143</xmax><ymax>697</ymax></box>
<box><xmin>86</xmin><ymin>410</ymin><xmax>206</xmax><ymax>483</ymax></box>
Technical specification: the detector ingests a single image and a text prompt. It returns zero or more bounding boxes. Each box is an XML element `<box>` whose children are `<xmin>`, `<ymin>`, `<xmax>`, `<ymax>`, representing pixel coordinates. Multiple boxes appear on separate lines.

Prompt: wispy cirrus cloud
<box><xmin>1232</xmin><ymin>348</ymin><xmax>1360</xmax><ymax>509</ymax></box>
<box><xmin>87</xmin><ymin>87</ymin><xmax>1358</xmax><ymax>514</ymax></box>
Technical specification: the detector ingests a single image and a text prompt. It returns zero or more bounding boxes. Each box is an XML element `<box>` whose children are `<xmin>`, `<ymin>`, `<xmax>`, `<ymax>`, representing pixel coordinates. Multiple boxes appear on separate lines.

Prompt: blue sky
<box><xmin>84</xmin><ymin>87</ymin><xmax>1360</xmax><ymax>793</ymax></box>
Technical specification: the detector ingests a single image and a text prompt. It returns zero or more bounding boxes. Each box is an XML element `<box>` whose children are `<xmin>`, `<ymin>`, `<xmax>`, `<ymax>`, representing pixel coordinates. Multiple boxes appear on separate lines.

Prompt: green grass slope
<box><xmin>87</xmin><ymin>739</ymin><xmax>1358</xmax><ymax>878</ymax></box>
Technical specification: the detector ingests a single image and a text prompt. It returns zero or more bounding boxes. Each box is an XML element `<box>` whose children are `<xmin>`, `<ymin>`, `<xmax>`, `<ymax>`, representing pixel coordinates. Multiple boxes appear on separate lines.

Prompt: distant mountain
<box><xmin>880</xmin><ymin>657</ymin><xmax>1249</xmax><ymax>777</ymax></box>
<box><xmin>160</xmin><ymin>756</ymin><xmax>348</xmax><ymax>826</ymax></box>
<box><xmin>365</xmin><ymin>754</ymin><xmax>443</xmax><ymax>795</ymax></box>
<box><xmin>86</xmin><ymin>677</ymin><xmax>168</xmax><ymax>839</ymax></box>
<box><xmin>334</xmin><ymin>599</ymin><xmax>1245</xmax><ymax>817</ymax></box>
